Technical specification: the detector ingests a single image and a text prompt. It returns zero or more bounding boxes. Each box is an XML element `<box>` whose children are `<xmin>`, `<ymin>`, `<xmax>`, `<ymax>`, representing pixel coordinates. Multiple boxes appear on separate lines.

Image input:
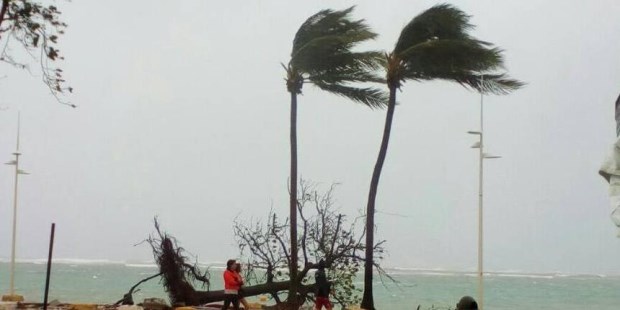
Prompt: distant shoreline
<box><xmin>0</xmin><ymin>259</ymin><xmax>617</xmax><ymax>278</ymax></box>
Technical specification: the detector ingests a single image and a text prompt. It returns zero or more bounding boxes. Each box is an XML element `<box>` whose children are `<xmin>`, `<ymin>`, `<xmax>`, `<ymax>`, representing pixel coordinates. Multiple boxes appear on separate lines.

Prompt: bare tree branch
<box><xmin>234</xmin><ymin>179</ymin><xmax>389</xmax><ymax>308</ymax></box>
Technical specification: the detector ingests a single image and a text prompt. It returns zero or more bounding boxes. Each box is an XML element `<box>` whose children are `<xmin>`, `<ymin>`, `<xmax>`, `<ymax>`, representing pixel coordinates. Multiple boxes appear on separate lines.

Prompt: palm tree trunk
<box><xmin>289</xmin><ymin>91</ymin><xmax>299</xmax><ymax>303</ymax></box>
<box><xmin>361</xmin><ymin>86</ymin><xmax>397</xmax><ymax>310</ymax></box>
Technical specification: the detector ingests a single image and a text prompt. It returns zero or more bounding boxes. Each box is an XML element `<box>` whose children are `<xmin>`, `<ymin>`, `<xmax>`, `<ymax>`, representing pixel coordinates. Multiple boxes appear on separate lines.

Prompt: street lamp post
<box><xmin>3</xmin><ymin>113</ymin><xmax>28</xmax><ymax>301</ymax></box>
<box><xmin>467</xmin><ymin>79</ymin><xmax>500</xmax><ymax>310</ymax></box>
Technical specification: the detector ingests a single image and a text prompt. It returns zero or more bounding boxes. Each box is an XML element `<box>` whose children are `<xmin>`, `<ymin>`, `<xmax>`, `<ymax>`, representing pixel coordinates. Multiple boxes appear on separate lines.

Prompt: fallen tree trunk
<box><xmin>192</xmin><ymin>281</ymin><xmax>317</xmax><ymax>305</ymax></box>
<box><xmin>142</xmin><ymin>220</ymin><xmax>318</xmax><ymax>307</ymax></box>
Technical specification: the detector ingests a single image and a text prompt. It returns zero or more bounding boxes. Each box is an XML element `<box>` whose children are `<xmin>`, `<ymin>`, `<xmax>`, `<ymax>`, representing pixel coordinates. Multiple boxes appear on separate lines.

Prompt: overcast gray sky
<box><xmin>0</xmin><ymin>0</ymin><xmax>619</xmax><ymax>275</ymax></box>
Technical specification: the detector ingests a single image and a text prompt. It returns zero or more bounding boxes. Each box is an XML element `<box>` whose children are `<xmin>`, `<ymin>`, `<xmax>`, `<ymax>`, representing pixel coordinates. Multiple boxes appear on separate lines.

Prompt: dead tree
<box><xmin>234</xmin><ymin>180</ymin><xmax>388</xmax><ymax>309</ymax></box>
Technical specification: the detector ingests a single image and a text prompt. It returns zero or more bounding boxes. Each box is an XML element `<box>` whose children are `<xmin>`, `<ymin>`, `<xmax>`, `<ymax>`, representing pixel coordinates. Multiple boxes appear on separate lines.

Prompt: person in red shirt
<box><xmin>222</xmin><ymin>259</ymin><xmax>242</xmax><ymax>310</ymax></box>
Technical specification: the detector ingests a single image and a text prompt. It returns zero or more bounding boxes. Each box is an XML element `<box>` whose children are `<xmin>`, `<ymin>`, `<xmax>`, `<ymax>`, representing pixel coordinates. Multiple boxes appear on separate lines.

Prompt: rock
<box><xmin>69</xmin><ymin>304</ymin><xmax>97</xmax><ymax>310</ymax></box>
<box><xmin>142</xmin><ymin>298</ymin><xmax>169</xmax><ymax>310</ymax></box>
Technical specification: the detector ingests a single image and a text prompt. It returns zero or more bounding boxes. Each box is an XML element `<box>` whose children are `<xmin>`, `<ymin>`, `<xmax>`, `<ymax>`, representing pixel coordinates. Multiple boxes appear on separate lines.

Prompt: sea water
<box><xmin>1</xmin><ymin>261</ymin><xmax>619</xmax><ymax>309</ymax></box>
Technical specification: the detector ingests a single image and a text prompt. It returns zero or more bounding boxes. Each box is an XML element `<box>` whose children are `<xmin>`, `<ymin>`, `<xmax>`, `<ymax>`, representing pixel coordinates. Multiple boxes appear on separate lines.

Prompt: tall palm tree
<box><xmin>284</xmin><ymin>6</ymin><xmax>386</xmax><ymax>304</ymax></box>
<box><xmin>360</xmin><ymin>4</ymin><xmax>524</xmax><ymax>309</ymax></box>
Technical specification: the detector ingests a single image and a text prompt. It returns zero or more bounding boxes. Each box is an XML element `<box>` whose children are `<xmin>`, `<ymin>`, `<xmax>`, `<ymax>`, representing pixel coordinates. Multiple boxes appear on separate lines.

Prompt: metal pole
<box><xmin>43</xmin><ymin>223</ymin><xmax>56</xmax><ymax>310</ymax></box>
<box><xmin>9</xmin><ymin>113</ymin><xmax>21</xmax><ymax>296</ymax></box>
<box><xmin>477</xmin><ymin>76</ymin><xmax>484</xmax><ymax>310</ymax></box>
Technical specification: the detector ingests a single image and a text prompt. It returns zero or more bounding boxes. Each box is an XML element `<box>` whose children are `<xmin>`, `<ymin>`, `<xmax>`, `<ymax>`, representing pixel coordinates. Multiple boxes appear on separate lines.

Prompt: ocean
<box><xmin>1</xmin><ymin>261</ymin><xmax>619</xmax><ymax>309</ymax></box>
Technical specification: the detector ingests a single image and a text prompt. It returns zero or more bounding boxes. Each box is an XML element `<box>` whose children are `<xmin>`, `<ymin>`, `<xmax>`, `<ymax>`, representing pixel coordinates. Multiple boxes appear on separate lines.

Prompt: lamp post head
<box><xmin>467</xmin><ymin>131</ymin><xmax>482</xmax><ymax>135</ymax></box>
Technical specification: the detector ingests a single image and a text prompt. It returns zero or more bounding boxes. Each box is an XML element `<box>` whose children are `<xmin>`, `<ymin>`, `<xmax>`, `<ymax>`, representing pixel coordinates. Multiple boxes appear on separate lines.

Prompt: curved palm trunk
<box><xmin>361</xmin><ymin>86</ymin><xmax>397</xmax><ymax>310</ymax></box>
<box><xmin>289</xmin><ymin>91</ymin><xmax>299</xmax><ymax>303</ymax></box>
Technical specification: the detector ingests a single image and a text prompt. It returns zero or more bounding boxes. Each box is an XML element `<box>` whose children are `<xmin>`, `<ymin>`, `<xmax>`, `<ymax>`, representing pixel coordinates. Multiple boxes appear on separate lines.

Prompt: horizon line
<box><xmin>0</xmin><ymin>257</ymin><xmax>617</xmax><ymax>277</ymax></box>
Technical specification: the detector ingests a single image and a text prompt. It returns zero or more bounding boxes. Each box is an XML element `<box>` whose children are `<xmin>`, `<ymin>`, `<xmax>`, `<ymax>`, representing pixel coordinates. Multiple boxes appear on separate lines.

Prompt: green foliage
<box><xmin>0</xmin><ymin>0</ymin><xmax>72</xmax><ymax>104</ymax></box>
<box><xmin>394</xmin><ymin>4</ymin><xmax>473</xmax><ymax>54</ymax></box>
<box><xmin>328</xmin><ymin>257</ymin><xmax>362</xmax><ymax>307</ymax></box>
<box><xmin>286</xmin><ymin>6</ymin><xmax>387</xmax><ymax>108</ymax></box>
<box><xmin>387</xmin><ymin>3</ymin><xmax>523</xmax><ymax>94</ymax></box>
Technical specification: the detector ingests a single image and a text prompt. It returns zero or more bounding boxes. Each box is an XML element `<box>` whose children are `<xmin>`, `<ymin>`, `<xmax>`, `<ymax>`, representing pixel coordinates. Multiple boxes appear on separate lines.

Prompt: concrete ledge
<box><xmin>1</xmin><ymin>295</ymin><xmax>24</xmax><ymax>302</ymax></box>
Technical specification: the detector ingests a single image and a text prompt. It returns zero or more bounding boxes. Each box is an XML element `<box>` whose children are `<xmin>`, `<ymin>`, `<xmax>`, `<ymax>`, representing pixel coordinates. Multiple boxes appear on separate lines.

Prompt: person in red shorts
<box><xmin>314</xmin><ymin>260</ymin><xmax>332</xmax><ymax>310</ymax></box>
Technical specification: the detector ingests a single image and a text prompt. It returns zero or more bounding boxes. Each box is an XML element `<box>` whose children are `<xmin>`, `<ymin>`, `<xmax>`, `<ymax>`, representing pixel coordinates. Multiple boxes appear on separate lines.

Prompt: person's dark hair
<box><xmin>456</xmin><ymin>296</ymin><xmax>478</xmax><ymax>310</ymax></box>
<box><xmin>318</xmin><ymin>259</ymin><xmax>326</xmax><ymax>269</ymax></box>
<box><xmin>226</xmin><ymin>259</ymin><xmax>236</xmax><ymax>271</ymax></box>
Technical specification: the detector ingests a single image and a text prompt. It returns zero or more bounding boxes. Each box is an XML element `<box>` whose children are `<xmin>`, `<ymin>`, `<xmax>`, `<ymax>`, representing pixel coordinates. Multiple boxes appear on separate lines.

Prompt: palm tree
<box><xmin>360</xmin><ymin>4</ymin><xmax>524</xmax><ymax>309</ymax></box>
<box><xmin>284</xmin><ymin>6</ymin><xmax>386</xmax><ymax>305</ymax></box>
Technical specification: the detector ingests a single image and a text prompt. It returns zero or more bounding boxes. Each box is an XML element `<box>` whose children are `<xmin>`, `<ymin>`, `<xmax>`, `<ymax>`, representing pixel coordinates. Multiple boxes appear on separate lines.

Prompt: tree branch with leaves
<box><xmin>0</xmin><ymin>0</ymin><xmax>72</xmax><ymax>105</ymax></box>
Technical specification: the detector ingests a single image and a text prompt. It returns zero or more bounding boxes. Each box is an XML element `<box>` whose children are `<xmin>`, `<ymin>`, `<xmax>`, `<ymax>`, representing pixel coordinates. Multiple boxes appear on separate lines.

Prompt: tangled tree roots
<box><xmin>147</xmin><ymin>219</ymin><xmax>211</xmax><ymax>306</ymax></box>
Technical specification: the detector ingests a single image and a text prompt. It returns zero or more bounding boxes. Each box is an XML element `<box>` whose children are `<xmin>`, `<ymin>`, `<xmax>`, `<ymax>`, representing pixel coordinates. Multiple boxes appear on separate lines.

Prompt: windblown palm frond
<box><xmin>399</xmin><ymin>40</ymin><xmax>503</xmax><ymax>73</ymax></box>
<box><xmin>394</xmin><ymin>3</ymin><xmax>474</xmax><ymax>54</ymax></box>
<box><xmin>312</xmin><ymin>83</ymin><xmax>386</xmax><ymax>109</ymax></box>
<box><xmin>429</xmin><ymin>72</ymin><xmax>524</xmax><ymax>95</ymax></box>
<box><xmin>390</xmin><ymin>3</ymin><xmax>523</xmax><ymax>94</ymax></box>
<box><xmin>287</xmin><ymin>6</ymin><xmax>387</xmax><ymax>108</ymax></box>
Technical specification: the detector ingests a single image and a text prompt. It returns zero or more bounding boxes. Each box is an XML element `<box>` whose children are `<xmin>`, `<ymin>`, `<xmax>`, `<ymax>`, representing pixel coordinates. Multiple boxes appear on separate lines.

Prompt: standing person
<box><xmin>314</xmin><ymin>260</ymin><xmax>332</xmax><ymax>310</ymax></box>
<box><xmin>222</xmin><ymin>259</ymin><xmax>241</xmax><ymax>310</ymax></box>
<box><xmin>234</xmin><ymin>263</ymin><xmax>250</xmax><ymax>310</ymax></box>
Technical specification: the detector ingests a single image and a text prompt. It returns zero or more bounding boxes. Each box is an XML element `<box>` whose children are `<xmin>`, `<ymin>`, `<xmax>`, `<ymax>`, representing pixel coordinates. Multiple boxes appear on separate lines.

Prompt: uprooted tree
<box><xmin>233</xmin><ymin>180</ymin><xmax>389</xmax><ymax>309</ymax></box>
<box><xmin>120</xmin><ymin>181</ymin><xmax>388</xmax><ymax>309</ymax></box>
<box><xmin>114</xmin><ymin>219</ymin><xmax>214</xmax><ymax>306</ymax></box>
<box><xmin>119</xmin><ymin>217</ymin><xmax>317</xmax><ymax>307</ymax></box>
<box><xmin>120</xmin><ymin>218</ymin><xmax>298</xmax><ymax>307</ymax></box>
